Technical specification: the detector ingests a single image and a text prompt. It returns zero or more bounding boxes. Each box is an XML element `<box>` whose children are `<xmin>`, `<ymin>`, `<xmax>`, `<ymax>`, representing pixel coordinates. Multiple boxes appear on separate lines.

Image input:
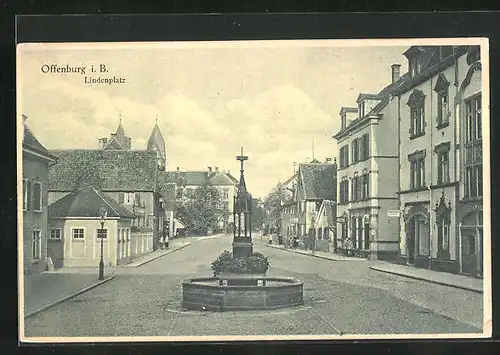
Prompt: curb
<box><xmin>369</xmin><ymin>266</ymin><xmax>483</xmax><ymax>294</ymax></box>
<box><xmin>267</xmin><ymin>245</ymin><xmax>366</xmax><ymax>262</ymax></box>
<box><xmin>127</xmin><ymin>242</ymin><xmax>191</xmax><ymax>268</ymax></box>
<box><xmin>24</xmin><ymin>275</ymin><xmax>115</xmax><ymax>319</ymax></box>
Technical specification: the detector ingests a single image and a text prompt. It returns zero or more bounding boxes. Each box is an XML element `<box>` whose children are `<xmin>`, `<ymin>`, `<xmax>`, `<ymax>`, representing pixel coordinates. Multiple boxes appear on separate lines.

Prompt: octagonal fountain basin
<box><xmin>182</xmin><ymin>276</ymin><xmax>304</xmax><ymax>312</ymax></box>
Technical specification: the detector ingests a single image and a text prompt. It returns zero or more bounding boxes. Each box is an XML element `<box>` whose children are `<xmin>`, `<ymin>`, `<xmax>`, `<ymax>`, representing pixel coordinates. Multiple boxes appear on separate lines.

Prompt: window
<box><xmin>32</xmin><ymin>230</ymin><xmax>41</xmax><ymax>260</ymax></box>
<box><xmin>437</xmin><ymin>91</ymin><xmax>449</xmax><ymax>127</ymax></box>
<box><xmin>72</xmin><ymin>228</ymin><xmax>84</xmax><ymax>239</ymax></box>
<box><xmin>339</xmin><ymin>145</ymin><xmax>349</xmax><ymax>168</ymax></box>
<box><xmin>434</xmin><ymin>73</ymin><xmax>450</xmax><ymax>128</ymax></box>
<box><xmin>437</xmin><ymin>224</ymin><xmax>449</xmax><ymax>255</ymax></box>
<box><xmin>23</xmin><ymin>178</ymin><xmax>28</xmax><ymax>211</ymax></box>
<box><xmin>50</xmin><ymin>228</ymin><xmax>61</xmax><ymax>239</ymax></box>
<box><xmin>135</xmin><ymin>193</ymin><xmax>141</xmax><ymax>205</ymax></box>
<box><xmin>339</xmin><ymin>178</ymin><xmax>349</xmax><ymax>203</ymax></box>
<box><xmin>409</xmin><ymin>56</ymin><xmax>422</xmax><ymax>78</ymax></box>
<box><xmin>409</xmin><ymin>151</ymin><xmax>426</xmax><ymax>190</ymax></box>
<box><xmin>125</xmin><ymin>192</ymin><xmax>134</xmax><ymax>204</ymax></box>
<box><xmin>96</xmin><ymin>228</ymin><xmax>107</xmax><ymax>239</ymax></box>
<box><xmin>359</xmin><ymin>134</ymin><xmax>370</xmax><ymax>160</ymax></box>
<box><xmin>410</xmin><ymin>106</ymin><xmax>424</xmax><ymax>137</ymax></box>
<box><xmin>437</xmin><ymin>151</ymin><xmax>449</xmax><ymax>185</ymax></box>
<box><xmin>465</xmin><ymin>165</ymin><xmax>483</xmax><ymax>198</ymax></box>
<box><xmin>32</xmin><ymin>181</ymin><xmax>42</xmax><ymax>212</ymax></box>
<box><xmin>351</xmin><ymin>177</ymin><xmax>357</xmax><ymax>201</ymax></box>
<box><xmin>464</xmin><ymin>95</ymin><xmax>483</xmax><ymax>200</ymax></box>
<box><xmin>361</xmin><ymin>173</ymin><xmax>369</xmax><ymax>199</ymax></box>
<box><xmin>223</xmin><ymin>189</ymin><xmax>229</xmax><ymax>199</ymax></box>
<box><xmin>118</xmin><ymin>192</ymin><xmax>125</xmax><ymax>204</ymax></box>
<box><xmin>407</xmin><ymin>90</ymin><xmax>426</xmax><ymax>138</ymax></box>
<box><xmin>352</xmin><ymin>139</ymin><xmax>359</xmax><ymax>163</ymax></box>
<box><xmin>359</xmin><ymin>102</ymin><xmax>365</xmax><ymax>118</ymax></box>
<box><xmin>434</xmin><ymin>142</ymin><xmax>451</xmax><ymax>186</ymax></box>
<box><xmin>465</xmin><ymin>95</ymin><xmax>482</xmax><ymax>143</ymax></box>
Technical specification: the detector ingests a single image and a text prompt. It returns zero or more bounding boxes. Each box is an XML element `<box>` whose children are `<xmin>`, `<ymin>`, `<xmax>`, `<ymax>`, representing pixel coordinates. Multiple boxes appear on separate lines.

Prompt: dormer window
<box><xmin>358</xmin><ymin>102</ymin><xmax>365</xmax><ymax>118</ymax></box>
<box><xmin>409</xmin><ymin>56</ymin><xmax>422</xmax><ymax>78</ymax></box>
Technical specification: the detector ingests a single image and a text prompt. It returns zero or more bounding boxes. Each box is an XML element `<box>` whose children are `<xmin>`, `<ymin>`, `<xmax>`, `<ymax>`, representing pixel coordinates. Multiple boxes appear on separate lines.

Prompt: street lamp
<box><xmin>98</xmin><ymin>206</ymin><xmax>107</xmax><ymax>280</ymax></box>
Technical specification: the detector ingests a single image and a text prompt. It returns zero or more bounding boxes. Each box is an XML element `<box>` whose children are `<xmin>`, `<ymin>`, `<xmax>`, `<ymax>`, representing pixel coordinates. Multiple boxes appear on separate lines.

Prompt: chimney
<box><xmin>325</xmin><ymin>157</ymin><xmax>332</xmax><ymax>163</ymax></box>
<box><xmin>207</xmin><ymin>166</ymin><xmax>212</xmax><ymax>176</ymax></box>
<box><xmin>176</xmin><ymin>166</ymin><xmax>180</xmax><ymax>173</ymax></box>
<box><xmin>215</xmin><ymin>167</ymin><xmax>219</xmax><ymax>173</ymax></box>
<box><xmin>391</xmin><ymin>64</ymin><xmax>401</xmax><ymax>83</ymax></box>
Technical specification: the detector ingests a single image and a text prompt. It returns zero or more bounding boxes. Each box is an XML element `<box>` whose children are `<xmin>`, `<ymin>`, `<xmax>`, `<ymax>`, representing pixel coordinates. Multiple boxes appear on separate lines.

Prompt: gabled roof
<box><xmin>160</xmin><ymin>170</ymin><xmax>237</xmax><ymax>187</ymax></box>
<box><xmin>22</xmin><ymin>121</ymin><xmax>57</xmax><ymax>162</ymax></box>
<box><xmin>209</xmin><ymin>172</ymin><xmax>236</xmax><ymax>186</ymax></box>
<box><xmin>298</xmin><ymin>163</ymin><xmax>337</xmax><ymax>201</ymax></box>
<box><xmin>339</xmin><ymin>106</ymin><xmax>358</xmax><ymax>115</ymax></box>
<box><xmin>356</xmin><ymin>93</ymin><xmax>380</xmax><ymax>103</ymax></box>
<box><xmin>48</xmin><ymin>149</ymin><xmax>158</xmax><ymax>192</ymax></box>
<box><xmin>49</xmin><ymin>185</ymin><xmax>134</xmax><ymax>219</ymax></box>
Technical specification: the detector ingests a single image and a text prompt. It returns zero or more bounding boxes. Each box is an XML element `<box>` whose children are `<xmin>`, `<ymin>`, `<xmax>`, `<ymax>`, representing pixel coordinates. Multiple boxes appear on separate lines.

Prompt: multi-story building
<box><xmin>22</xmin><ymin>115</ymin><xmax>57</xmax><ymax>274</ymax></box>
<box><xmin>395</xmin><ymin>45</ymin><xmax>483</xmax><ymax>276</ymax></box>
<box><xmin>333</xmin><ymin>64</ymin><xmax>406</xmax><ymax>260</ymax></box>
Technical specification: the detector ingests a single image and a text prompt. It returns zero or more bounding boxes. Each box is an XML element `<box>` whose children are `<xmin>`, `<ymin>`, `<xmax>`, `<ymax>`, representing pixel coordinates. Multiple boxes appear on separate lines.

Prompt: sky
<box><xmin>18</xmin><ymin>41</ymin><xmax>408</xmax><ymax>199</ymax></box>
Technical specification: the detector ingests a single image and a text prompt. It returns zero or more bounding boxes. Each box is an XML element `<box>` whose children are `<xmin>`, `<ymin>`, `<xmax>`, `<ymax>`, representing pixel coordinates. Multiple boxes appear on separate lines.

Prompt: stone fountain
<box><xmin>182</xmin><ymin>147</ymin><xmax>304</xmax><ymax>311</ymax></box>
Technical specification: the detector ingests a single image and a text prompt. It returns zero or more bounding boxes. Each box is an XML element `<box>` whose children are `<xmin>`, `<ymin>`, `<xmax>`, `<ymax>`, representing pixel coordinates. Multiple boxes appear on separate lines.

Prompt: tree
<box><xmin>263</xmin><ymin>182</ymin><xmax>285</xmax><ymax>233</ymax></box>
<box><xmin>176</xmin><ymin>185</ymin><xmax>229</xmax><ymax>235</ymax></box>
<box><xmin>251</xmin><ymin>198</ymin><xmax>265</xmax><ymax>231</ymax></box>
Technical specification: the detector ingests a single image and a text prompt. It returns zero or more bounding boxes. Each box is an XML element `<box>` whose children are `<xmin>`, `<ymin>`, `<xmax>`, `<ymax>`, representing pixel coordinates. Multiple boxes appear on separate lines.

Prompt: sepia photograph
<box><xmin>17</xmin><ymin>38</ymin><xmax>491</xmax><ymax>342</ymax></box>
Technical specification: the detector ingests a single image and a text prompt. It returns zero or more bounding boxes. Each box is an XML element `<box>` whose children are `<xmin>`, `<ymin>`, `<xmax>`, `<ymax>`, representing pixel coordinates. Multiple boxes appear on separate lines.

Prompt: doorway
<box><xmin>461</xmin><ymin>211</ymin><xmax>483</xmax><ymax>277</ymax></box>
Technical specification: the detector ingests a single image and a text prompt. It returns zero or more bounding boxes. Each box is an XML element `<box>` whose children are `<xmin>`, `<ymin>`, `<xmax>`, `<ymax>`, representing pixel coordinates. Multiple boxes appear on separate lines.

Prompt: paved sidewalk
<box><xmin>267</xmin><ymin>244</ymin><xmax>366</xmax><ymax>261</ymax></box>
<box><xmin>370</xmin><ymin>262</ymin><xmax>483</xmax><ymax>293</ymax></box>
<box><xmin>23</xmin><ymin>273</ymin><xmax>114</xmax><ymax>317</ymax></box>
<box><xmin>123</xmin><ymin>241</ymin><xmax>191</xmax><ymax>267</ymax></box>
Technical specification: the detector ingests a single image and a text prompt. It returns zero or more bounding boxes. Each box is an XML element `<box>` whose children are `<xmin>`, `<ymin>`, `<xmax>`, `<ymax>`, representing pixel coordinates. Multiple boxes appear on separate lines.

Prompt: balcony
<box><xmin>464</xmin><ymin>139</ymin><xmax>482</xmax><ymax>165</ymax></box>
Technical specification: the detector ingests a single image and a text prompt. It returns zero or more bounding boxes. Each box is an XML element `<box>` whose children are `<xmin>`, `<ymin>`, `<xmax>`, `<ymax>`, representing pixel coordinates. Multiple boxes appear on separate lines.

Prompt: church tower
<box><xmin>98</xmin><ymin>114</ymin><xmax>131</xmax><ymax>150</ymax></box>
<box><xmin>147</xmin><ymin>119</ymin><xmax>167</xmax><ymax>171</ymax></box>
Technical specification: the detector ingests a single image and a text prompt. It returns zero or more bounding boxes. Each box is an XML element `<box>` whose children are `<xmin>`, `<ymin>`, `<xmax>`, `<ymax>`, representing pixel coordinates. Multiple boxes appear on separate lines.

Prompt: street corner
<box><xmin>24</xmin><ymin>274</ymin><xmax>115</xmax><ymax>319</ymax></box>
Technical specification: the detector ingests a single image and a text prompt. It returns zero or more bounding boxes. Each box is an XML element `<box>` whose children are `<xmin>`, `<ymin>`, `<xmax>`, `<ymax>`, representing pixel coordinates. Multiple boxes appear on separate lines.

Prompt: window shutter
<box><xmin>27</xmin><ymin>181</ymin><xmax>32</xmax><ymax>211</ymax></box>
<box><xmin>365</xmin><ymin>134</ymin><xmax>369</xmax><ymax>158</ymax></box>
<box><xmin>118</xmin><ymin>192</ymin><xmax>124</xmax><ymax>204</ymax></box>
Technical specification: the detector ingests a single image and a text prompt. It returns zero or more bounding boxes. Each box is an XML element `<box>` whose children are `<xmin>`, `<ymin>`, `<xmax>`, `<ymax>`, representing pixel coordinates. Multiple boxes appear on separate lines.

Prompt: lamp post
<box><xmin>98</xmin><ymin>206</ymin><xmax>107</xmax><ymax>280</ymax></box>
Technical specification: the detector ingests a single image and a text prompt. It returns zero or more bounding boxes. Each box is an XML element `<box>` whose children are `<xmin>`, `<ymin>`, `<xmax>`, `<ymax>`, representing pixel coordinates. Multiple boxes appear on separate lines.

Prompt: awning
<box><xmin>174</xmin><ymin>218</ymin><xmax>186</xmax><ymax>229</ymax></box>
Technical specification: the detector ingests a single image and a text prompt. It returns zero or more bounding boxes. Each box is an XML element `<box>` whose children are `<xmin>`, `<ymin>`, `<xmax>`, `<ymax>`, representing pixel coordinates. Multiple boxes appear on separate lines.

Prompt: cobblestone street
<box><xmin>24</xmin><ymin>234</ymin><xmax>483</xmax><ymax>338</ymax></box>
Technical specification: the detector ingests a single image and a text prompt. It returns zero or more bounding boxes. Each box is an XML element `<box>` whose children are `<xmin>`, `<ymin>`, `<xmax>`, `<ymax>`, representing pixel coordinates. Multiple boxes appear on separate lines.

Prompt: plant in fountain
<box><xmin>211</xmin><ymin>250</ymin><xmax>270</xmax><ymax>277</ymax></box>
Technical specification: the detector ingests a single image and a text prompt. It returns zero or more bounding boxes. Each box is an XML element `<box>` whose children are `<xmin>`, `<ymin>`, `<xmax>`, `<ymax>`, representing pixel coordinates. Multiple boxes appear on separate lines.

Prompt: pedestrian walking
<box><xmin>308</xmin><ymin>228</ymin><xmax>316</xmax><ymax>255</ymax></box>
<box><xmin>164</xmin><ymin>228</ymin><xmax>170</xmax><ymax>249</ymax></box>
<box><xmin>159</xmin><ymin>233</ymin><xmax>165</xmax><ymax>250</ymax></box>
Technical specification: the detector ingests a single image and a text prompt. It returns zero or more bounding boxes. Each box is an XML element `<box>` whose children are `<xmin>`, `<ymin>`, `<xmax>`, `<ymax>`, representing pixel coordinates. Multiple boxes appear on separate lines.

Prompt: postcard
<box><xmin>17</xmin><ymin>38</ymin><xmax>491</xmax><ymax>342</ymax></box>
